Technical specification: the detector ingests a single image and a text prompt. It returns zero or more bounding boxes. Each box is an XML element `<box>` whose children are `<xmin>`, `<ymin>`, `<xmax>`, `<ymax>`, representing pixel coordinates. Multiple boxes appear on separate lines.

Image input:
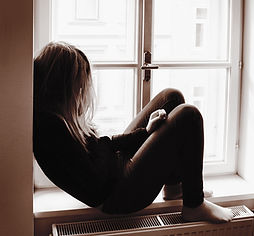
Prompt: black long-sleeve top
<box><xmin>33</xmin><ymin>112</ymin><xmax>149</xmax><ymax>207</ymax></box>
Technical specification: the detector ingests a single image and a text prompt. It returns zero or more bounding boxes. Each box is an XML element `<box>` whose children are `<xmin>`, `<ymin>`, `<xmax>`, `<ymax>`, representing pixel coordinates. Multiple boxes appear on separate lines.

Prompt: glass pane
<box><xmin>151</xmin><ymin>69</ymin><xmax>228</xmax><ymax>162</ymax></box>
<box><xmin>52</xmin><ymin>0</ymin><xmax>137</xmax><ymax>62</ymax></box>
<box><xmin>93</xmin><ymin>69</ymin><xmax>135</xmax><ymax>136</ymax></box>
<box><xmin>153</xmin><ymin>0</ymin><xmax>229</xmax><ymax>61</ymax></box>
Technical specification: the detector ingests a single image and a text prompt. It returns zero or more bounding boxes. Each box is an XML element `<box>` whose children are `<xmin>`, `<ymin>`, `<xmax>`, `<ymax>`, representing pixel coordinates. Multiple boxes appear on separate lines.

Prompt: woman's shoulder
<box><xmin>34</xmin><ymin>111</ymin><xmax>63</xmax><ymax>122</ymax></box>
<box><xmin>33</xmin><ymin>111</ymin><xmax>72</xmax><ymax>145</ymax></box>
<box><xmin>34</xmin><ymin>111</ymin><xmax>67</xmax><ymax>130</ymax></box>
<box><xmin>33</xmin><ymin>111</ymin><xmax>112</xmax><ymax>150</ymax></box>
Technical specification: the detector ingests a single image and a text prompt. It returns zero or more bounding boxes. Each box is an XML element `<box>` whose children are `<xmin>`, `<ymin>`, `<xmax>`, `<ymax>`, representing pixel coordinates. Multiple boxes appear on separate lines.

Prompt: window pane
<box><xmin>76</xmin><ymin>0</ymin><xmax>98</xmax><ymax>20</ymax></box>
<box><xmin>153</xmin><ymin>0</ymin><xmax>229</xmax><ymax>61</ymax></box>
<box><xmin>151</xmin><ymin>69</ymin><xmax>228</xmax><ymax>162</ymax></box>
<box><xmin>52</xmin><ymin>0</ymin><xmax>137</xmax><ymax>62</ymax></box>
<box><xmin>93</xmin><ymin>69</ymin><xmax>135</xmax><ymax>136</ymax></box>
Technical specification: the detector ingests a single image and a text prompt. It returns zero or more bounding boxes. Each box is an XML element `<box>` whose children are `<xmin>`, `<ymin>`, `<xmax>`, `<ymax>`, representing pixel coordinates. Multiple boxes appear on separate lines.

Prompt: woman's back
<box><xmin>33</xmin><ymin>111</ymin><xmax>117</xmax><ymax>207</ymax></box>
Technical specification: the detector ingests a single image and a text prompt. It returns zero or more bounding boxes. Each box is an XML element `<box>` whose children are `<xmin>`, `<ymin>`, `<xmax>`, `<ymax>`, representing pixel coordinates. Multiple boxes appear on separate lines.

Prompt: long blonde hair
<box><xmin>34</xmin><ymin>42</ymin><xmax>96</xmax><ymax>148</ymax></box>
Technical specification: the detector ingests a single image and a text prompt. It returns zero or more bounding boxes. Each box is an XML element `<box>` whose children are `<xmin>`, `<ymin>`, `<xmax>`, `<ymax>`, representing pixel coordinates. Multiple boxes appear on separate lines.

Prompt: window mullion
<box><xmin>142</xmin><ymin>0</ymin><xmax>153</xmax><ymax>108</ymax></box>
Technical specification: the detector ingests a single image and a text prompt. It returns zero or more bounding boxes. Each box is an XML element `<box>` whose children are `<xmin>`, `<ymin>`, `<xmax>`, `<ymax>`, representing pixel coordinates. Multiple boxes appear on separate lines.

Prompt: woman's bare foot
<box><xmin>182</xmin><ymin>199</ymin><xmax>233</xmax><ymax>223</ymax></box>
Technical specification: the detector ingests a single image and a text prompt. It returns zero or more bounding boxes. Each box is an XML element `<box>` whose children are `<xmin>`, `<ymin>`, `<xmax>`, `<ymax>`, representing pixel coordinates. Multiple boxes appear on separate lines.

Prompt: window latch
<box><xmin>141</xmin><ymin>51</ymin><xmax>159</xmax><ymax>81</ymax></box>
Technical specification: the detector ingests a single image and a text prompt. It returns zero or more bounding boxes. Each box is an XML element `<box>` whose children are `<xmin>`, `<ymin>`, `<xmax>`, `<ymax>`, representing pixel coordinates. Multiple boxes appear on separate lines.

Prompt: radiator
<box><xmin>52</xmin><ymin>205</ymin><xmax>254</xmax><ymax>236</ymax></box>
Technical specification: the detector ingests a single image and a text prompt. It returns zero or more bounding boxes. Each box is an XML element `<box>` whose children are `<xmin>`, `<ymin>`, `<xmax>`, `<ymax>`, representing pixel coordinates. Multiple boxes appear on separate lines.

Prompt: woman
<box><xmin>33</xmin><ymin>42</ymin><xmax>233</xmax><ymax>223</ymax></box>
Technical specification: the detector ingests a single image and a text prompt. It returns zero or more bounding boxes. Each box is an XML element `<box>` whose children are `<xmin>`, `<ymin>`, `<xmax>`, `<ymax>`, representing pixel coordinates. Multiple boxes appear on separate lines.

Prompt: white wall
<box><xmin>0</xmin><ymin>1</ymin><xmax>33</xmax><ymax>236</ymax></box>
<box><xmin>238</xmin><ymin>0</ymin><xmax>254</xmax><ymax>184</ymax></box>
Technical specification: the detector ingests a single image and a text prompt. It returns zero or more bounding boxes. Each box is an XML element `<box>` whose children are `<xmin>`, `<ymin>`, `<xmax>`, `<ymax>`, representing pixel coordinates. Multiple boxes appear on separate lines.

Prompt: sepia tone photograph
<box><xmin>1</xmin><ymin>0</ymin><xmax>254</xmax><ymax>235</ymax></box>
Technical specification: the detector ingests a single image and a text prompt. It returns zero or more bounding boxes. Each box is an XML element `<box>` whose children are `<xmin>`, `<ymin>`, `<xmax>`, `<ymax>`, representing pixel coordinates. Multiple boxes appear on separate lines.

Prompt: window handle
<box><xmin>141</xmin><ymin>51</ymin><xmax>159</xmax><ymax>81</ymax></box>
<box><xmin>141</xmin><ymin>64</ymin><xmax>159</xmax><ymax>70</ymax></box>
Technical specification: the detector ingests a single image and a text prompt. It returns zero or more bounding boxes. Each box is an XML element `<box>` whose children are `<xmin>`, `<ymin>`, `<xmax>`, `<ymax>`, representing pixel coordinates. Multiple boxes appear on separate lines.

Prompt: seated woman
<box><xmin>33</xmin><ymin>42</ymin><xmax>233</xmax><ymax>223</ymax></box>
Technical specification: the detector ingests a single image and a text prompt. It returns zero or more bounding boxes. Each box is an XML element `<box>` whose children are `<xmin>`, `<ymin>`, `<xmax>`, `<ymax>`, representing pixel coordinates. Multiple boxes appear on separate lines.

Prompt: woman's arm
<box><xmin>111</xmin><ymin>128</ymin><xmax>149</xmax><ymax>153</ymax></box>
<box><xmin>111</xmin><ymin>109</ymin><xmax>167</xmax><ymax>154</ymax></box>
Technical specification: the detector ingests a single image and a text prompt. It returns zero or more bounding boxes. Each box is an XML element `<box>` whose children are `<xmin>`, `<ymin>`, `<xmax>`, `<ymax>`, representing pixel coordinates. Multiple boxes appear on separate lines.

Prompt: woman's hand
<box><xmin>146</xmin><ymin>109</ymin><xmax>167</xmax><ymax>134</ymax></box>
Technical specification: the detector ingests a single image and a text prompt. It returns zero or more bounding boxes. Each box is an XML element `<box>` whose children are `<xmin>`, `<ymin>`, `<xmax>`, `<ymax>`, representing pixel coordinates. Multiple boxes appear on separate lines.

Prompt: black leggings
<box><xmin>102</xmin><ymin>88</ymin><xmax>204</xmax><ymax>214</ymax></box>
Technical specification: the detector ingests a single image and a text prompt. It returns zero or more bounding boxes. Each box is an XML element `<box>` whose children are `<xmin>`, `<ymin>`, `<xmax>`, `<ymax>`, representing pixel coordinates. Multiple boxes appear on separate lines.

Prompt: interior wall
<box><xmin>238</xmin><ymin>0</ymin><xmax>254</xmax><ymax>183</ymax></box>
<box><xmin>0</xmin><ymin>1</ymin><xmax>33</xmax><ymax>235</ymax></box>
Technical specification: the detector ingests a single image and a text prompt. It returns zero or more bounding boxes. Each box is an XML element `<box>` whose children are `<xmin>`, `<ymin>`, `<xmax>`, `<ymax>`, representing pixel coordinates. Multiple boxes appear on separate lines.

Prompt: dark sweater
<box><xmin>33</xmin><ymin>112</ymin><xmax>148</xmax><ymax>207</ymax></box>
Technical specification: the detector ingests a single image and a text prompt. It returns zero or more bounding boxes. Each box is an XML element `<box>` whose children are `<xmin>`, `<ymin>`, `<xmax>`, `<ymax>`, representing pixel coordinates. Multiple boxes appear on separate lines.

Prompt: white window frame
<box><xmin>34</xmin><ymin>0</ymin><xmax>143</xmax><ymax>112</ymax></box>
<box><xmin>143</xmin><ymin>0</ymin><xmax>243</xmax><ymax>176</ymax></box>
<box><xmin>205</xmin><ymin>0</ymin><xmax>243</xmax><ymax>175</ymax></box>
<box><xmin>34</xmin><ymin>0</ymin><xmax>243</xmax><ymax>188</ymax></box>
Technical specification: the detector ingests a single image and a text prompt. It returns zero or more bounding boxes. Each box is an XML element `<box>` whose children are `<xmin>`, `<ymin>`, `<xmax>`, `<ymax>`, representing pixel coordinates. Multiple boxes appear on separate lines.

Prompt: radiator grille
<box><xmin>230</xmin><ymin>205</ymin><xmax>252</xmax><ymax>218</ymax></box>
<box><xmin>159</xmin><ymin>212</ymin><xmax>183</xmax><ymax>225</ymax></box>
<box><xmin>52</xmin><ymin>205</ymin><xmax>254</xmax><ymax>236</ymax></box>
<box><xmin>55</xmin><ymin>215</ymin><xmax>161</xmax><ymax>235</ymax></box>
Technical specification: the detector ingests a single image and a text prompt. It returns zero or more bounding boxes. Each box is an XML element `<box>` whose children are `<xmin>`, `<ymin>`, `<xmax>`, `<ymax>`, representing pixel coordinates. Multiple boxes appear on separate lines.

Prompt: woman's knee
<box><xmin>175</xmin><ymin>104</ymin><xmax>203</xmax><ymax>124</ymax></box>
<box><xmin>159</xmin><ymin>88</ymin><xmax>185</xmax><ymax>104</ymax></box>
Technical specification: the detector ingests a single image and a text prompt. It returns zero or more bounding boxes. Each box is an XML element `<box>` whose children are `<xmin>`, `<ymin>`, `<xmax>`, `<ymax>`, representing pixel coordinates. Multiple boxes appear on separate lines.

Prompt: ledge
<box><xmin>33</xmin><ymin>174</ymin><xmax>254</xmax><ymax>219</ymax></box>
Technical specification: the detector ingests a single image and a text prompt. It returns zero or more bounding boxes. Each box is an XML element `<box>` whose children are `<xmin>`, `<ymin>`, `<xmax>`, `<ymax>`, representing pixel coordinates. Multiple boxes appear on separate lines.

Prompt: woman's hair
<box><xmin>34</xmin><ymin>41</ymin><xmax>96</xmax><ymax>148</ymax></box>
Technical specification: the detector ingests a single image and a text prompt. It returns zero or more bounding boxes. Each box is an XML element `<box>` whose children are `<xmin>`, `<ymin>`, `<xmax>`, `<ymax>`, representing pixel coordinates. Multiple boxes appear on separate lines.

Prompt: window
<box><xmin>76</xmin><ymin>0</ymin><xmax>99</xmax><ymax>20</ymax></box>
<box><xmin>34</xmin><ymin>0</ymin><xmax>242</xmax><ymax>187</ymax></box>
<box><xmin>50</xmin><ymin>0</ymin><xmax>138</xmax><ymax>136</ymax></box>
<box><xmin>151</xmin><ymin>0</ymin><xmax>242</xmax><ymax>175</ymax></box>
